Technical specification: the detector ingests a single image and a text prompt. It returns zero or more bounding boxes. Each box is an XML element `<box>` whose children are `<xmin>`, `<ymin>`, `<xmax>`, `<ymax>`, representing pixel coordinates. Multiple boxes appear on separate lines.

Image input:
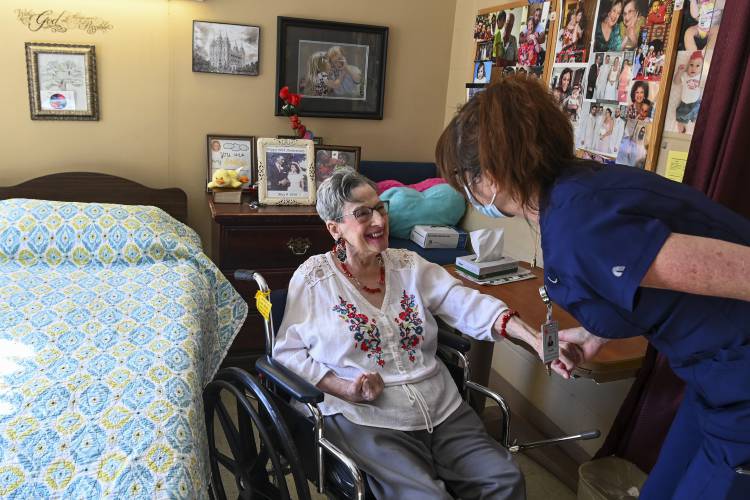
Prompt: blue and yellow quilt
<box><xmin>0</xmin><ymin>199</ymin><xmax>247</xmax><ymax>499</ymax></box>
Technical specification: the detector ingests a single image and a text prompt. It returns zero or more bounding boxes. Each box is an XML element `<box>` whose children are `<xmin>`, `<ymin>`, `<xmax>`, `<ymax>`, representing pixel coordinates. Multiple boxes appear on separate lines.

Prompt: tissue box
<box><xmin>455</xmin><ymin>255</ymin><xmax>519</xmax><ymax>279</ymax></box>
<box><xmin>410</xmin><ymin>225</ymin><xmax>468</xmax><ymax>249</ymax></box>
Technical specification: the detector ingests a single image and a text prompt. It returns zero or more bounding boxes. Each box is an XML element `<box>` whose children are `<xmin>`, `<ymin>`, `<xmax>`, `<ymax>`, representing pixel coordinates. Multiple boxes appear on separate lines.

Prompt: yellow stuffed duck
<box><xmin>207</xmin><ymin>169</ymin><xmax>249</xmax><ymax>190</ymax></box>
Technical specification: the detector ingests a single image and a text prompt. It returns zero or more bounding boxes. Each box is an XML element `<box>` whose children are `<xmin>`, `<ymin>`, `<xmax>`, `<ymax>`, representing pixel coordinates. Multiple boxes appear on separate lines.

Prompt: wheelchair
<box><xmin>204</xmin><ymin>270</ymin><xmax>602</xmax><ymax>499</ymax></box>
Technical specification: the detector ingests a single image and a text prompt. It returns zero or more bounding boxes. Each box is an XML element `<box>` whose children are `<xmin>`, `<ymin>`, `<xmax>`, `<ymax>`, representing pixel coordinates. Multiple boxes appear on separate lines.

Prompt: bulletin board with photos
<box><xmin>471</xmin><ymin>2</ymin><xmax>725</xmax><ymax>171</ymax></box>
<box><xmin>544</xmin><ymin>0</ymin><xmax>725</xmax><ymax>171</ymax></box>
<box><xmin>470</xmin><ymin>1</ymin><xmax>559</xmax><ymax>95</ymax></box>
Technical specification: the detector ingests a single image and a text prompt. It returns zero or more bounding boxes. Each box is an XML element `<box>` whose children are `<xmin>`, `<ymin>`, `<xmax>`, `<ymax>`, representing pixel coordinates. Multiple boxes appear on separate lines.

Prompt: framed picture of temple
<box><xmin>193</xmin><ymin>20</ymin><xmax>260</xmax><ymax>76</ymax></box>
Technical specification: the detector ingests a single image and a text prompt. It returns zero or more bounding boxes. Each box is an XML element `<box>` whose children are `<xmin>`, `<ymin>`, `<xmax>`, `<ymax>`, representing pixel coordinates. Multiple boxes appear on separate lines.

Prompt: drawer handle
<box><xmin>287</xmin><ymin>237</ymin><xmax>312</xmax><ymax>256</ymax></box>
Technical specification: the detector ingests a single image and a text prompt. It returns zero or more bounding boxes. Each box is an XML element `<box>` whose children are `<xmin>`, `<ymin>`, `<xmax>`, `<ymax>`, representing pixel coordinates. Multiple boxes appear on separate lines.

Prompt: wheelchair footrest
<box><xmin>508</xmin><ymin>430</ymin><xmax>601</xmax><ymax>453</ymax></box>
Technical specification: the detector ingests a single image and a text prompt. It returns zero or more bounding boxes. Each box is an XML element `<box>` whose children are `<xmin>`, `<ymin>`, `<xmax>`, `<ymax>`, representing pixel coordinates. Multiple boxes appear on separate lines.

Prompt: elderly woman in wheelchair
<box><xmin>260</xmin><ymin>168</ymin><xmax>585</xmax><ymax>499</ymax></box>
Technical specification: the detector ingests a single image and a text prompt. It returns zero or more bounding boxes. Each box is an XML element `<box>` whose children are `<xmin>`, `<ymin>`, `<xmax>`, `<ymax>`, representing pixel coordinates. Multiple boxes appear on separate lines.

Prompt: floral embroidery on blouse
<box><xmin>332</xmin><ymin>296</ymin><xmax>385</xmax><ymax>367</ymax></box>
<box><xmin>395</xmin><ymin>291</ymin><xmax>424</xmax><ymax>362</ymax></box>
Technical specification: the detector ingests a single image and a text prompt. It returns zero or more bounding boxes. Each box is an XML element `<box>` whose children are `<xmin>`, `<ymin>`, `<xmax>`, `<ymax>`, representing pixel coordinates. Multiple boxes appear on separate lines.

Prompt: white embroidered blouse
<box><xmin>273</xmin><ymin>249</ymin><xmax>508</xmax><ymax>431</ymax></box>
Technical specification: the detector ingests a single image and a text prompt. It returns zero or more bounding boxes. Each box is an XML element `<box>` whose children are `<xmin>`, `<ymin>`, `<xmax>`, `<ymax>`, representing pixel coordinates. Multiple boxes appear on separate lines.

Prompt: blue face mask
<box><xmin>464</xmin><ymin>186</ymin><xmax>513</xmax><ymax>219</ymax></box>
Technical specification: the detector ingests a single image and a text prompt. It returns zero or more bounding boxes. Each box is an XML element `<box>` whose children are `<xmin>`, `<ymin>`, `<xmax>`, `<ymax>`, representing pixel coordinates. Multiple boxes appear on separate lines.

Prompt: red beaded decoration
<box><xmin>334</xmin><ymin>246</ymin><xmax>385</xmax><ymax>294</ymax></box>
<box><xmin>499</xmin><ymin>309</ymin><xmax>519</xmax><ymax>338</ymax></box>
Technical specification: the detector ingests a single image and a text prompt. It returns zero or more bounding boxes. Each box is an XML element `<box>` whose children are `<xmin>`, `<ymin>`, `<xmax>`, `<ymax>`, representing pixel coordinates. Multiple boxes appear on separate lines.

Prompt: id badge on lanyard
<box><xmin>539</xmin><ymin>285</ymin><xmax>559</xmax><ymax>376</ymax></box>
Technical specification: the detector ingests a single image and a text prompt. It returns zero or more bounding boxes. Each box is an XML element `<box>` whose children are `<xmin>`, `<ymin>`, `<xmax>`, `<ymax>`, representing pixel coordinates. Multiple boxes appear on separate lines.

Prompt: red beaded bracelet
<box><xmin>499</xmin><ymin>309</ymin><xmax>519</xmax><ymax>338</ymax></box>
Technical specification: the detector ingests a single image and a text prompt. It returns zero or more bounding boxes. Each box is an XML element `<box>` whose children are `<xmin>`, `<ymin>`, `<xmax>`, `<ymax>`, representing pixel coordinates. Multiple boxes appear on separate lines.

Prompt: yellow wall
<box><xmin>1</xmin><ymin>0</ymin><xmax>457</xmax><ymax>249</ymax></box>
<box><xmin>445</xmin><ymin>0</ymin><xmax>632</xmax><ymax>456</ymax></box>
<box><xmin>0</xmin><ymin>0</ymin><xmax>170</xmax><ymax>188</ymax></box>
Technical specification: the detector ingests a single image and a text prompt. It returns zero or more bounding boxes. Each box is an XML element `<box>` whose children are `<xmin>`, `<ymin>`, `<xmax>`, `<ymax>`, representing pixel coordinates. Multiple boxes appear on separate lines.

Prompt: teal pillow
<box><xmin>380</xmin><ymin>184</ymin><xmax>466</xmax><ymax>239</ymax></box>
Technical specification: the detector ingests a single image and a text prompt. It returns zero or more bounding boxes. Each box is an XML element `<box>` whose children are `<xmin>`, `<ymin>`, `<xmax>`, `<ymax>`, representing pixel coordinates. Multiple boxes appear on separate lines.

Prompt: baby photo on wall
<box><xmin>664</xmin><ymin>49</ymin><xmax>709</xmax><ymax>135</ymax></box>
<box><xmin>473</xmin><ymin>61</ymin><xmax>492</xmax><ymax>83</ymax></box>
<box><xmin>678</xmin><ymin>0</ymin><xmax>724</xmax><ymax>52</ymax></box>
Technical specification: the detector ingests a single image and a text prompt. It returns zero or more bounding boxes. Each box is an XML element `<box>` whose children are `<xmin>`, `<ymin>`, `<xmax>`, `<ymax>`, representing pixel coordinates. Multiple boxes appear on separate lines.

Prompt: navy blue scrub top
<box><xmin>540</xmin><ymin>164</ymin><xmax>750</xmax><ymax>370</ymax></box>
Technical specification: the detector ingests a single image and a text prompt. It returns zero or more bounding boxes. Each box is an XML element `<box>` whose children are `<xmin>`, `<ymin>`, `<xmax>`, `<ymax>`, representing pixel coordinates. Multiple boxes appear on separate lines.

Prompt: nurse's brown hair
<box><xmin>436</xmin><ymin>75</ymin><xmax>582</xmax><ymax>212</ymax></box>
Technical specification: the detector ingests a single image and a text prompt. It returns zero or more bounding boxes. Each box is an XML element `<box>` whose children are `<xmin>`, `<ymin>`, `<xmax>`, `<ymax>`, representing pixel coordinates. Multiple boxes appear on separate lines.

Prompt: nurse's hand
<box><xmin>549</xmin><ymin>341</ymin><xmax>585</xmax><ymax>379</ymax></box>
<box><xmin>558</xmin><ymin>327</ymin><xmax>609</xmax><ymax>363</ymax></box>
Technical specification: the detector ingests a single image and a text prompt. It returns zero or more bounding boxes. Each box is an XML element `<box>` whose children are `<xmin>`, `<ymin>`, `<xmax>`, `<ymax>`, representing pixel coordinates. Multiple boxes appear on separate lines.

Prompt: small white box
<box><xmin>455</xmin><ymin>254</ymin><xmax>519</xmax><ymax>279</ymax></box>
<box><xmin>410</xmin><ymin>225</ymin><xmax>467</xmax><ymax>249</ymax></box>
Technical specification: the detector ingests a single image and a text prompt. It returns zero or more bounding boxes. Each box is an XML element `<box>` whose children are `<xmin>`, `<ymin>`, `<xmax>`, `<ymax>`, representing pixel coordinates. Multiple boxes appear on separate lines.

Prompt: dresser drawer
<box><xmin>220</xmin><ymin>225</ymin><xmax>331</xmax><ymax>270</ymax></box>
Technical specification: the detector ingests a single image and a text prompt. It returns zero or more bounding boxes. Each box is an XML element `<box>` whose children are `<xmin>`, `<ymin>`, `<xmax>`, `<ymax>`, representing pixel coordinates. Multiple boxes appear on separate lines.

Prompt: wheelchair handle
<box><xmin>233</xmin><ymin>269</ymin><xmax>273</xmax><ymax>354</ymax></box>
<box><xmin>234</xmin><ymin>269</ymin><xmax>268</xmax><ymax>289</ymax></box>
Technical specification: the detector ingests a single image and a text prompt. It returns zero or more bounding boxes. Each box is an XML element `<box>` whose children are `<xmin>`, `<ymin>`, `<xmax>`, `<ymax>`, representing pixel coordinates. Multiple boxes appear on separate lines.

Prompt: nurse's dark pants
<box><xmin>641</xmin><ymin>346</ymin><xmax>750</xmax><ymax>499</ymax></box>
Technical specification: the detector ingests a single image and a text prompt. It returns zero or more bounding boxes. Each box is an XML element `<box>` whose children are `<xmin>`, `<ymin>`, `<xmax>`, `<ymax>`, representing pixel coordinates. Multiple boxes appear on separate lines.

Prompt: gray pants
<box><xmin>324</xmin><ymin>401</ymin><xmax>525</xmax><ymax>499</ymax></box>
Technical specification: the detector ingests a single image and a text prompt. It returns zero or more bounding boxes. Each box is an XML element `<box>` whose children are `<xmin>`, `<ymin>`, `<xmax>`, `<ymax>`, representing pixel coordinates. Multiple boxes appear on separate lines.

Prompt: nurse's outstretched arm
<box><xmin>641</xmin><ymin>233</ymin><xmax>750</xmax><ymax>302</ymax></box>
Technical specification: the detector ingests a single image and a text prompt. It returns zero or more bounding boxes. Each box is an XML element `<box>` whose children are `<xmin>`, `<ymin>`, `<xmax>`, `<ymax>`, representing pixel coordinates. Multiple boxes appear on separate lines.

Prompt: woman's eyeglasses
<box><xmin>336</xmin><ymin>201</ymin><xmax>389</xmax><ymax>223</ymax></box>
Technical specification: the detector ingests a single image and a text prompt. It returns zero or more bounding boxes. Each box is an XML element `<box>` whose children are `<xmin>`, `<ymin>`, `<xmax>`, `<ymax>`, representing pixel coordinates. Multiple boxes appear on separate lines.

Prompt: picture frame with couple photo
<box><xmin>257</xmin><ymin>138</ymin><xmax>316</xmax><ymax>206</ymax></box>
<box><xmin>275</xmin><ymin>17</ymin><xmax>388</xmax><ymax>119</ymax></box>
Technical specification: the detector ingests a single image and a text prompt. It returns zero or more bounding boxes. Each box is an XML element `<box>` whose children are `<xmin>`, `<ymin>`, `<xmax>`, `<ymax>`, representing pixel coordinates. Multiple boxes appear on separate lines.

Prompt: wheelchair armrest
<box><xmin>256</xmin><ymin>355</ymin><xmax>324</xmax><ymax>404</ymax></box>
<box><xmin>438</xmin><ymin>328</ymin><xmax>471</xmax><ymax>353</ymax></box>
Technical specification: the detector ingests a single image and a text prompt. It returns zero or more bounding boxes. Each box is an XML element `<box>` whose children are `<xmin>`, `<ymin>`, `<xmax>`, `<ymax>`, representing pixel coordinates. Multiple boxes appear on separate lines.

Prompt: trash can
<box><xmin>578</xmin><ymin>456</ymin><xmax>648</xmax><ymax>500</ymax></box>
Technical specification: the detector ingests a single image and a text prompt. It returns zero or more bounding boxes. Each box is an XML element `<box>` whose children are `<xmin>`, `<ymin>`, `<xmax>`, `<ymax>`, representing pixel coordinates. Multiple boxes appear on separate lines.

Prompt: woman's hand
<box><xmin>316</xmin><ymin>371</ymin><xmax>384</xmax><ymax>403</ymax></box>
<box><xmin>558</xmin><ymin>327</ymin><xmax>608</xmax><ymax>362</ymax></box>
<box><xmin>347</xmin><ymin>372</ymin><xmax>384</xmax><ymax>402</ymax></box>
<box><xmin>497</xmin><ymin>315</ymin><xmax>584</xmax><ymax>379</ymax></box>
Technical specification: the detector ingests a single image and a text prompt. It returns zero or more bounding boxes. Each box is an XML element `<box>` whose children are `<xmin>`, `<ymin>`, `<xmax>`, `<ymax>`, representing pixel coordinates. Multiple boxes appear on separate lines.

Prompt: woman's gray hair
<box><xmin>316</xmin><ymin>168</ymin><xmax>377</xmax><ymax>222</ymax></box>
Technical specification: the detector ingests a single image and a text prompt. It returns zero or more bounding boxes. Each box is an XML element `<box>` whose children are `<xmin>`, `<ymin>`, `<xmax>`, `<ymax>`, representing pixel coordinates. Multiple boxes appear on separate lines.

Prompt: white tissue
<box><xmin>470</xmin><ymin>228</ymin><xmax>505</xmax><ymax>263</ymax></box>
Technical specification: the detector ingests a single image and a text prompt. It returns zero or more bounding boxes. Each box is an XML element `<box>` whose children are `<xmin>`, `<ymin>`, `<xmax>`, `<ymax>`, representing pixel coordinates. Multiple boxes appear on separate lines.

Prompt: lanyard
<box><xmin>539</xmin><ymin>285</ymin><xmax>560</xmax><ymax>376</ymax></box>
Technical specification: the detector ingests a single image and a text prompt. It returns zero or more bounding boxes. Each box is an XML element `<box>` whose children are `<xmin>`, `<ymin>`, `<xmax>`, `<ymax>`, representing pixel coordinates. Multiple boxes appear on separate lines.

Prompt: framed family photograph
<box><xmin>275</xmin><ymin>17</ymin><xmax>388</xmax><ymax>119</ymax></box>
<box><xmin>206</xmin><ymin>135</ymin><xmax>255</xmax><ymax>192</ymax></box>
<box><xmin>278</xmin><ymin>134</ymin><xmax>324</xmax><ymax>145</ymax></box>
<box><xmin>314</xmin><ymin>145</ymin><xmax>361</xmax><ymax>185</ymax></box>
<box><xmin>257</xmin><ymin>138</ymin><xmax>316</xmax><ymax>205</ymax></box>
<box><xmin>193</xmin><ymin>20</ymin><xmax>260</xmax><ymax>76</ymax></box>
<box><xmin>25</xmin><ymin>42</ymin><xmax>98</xmax><ymax>121</ymax></box>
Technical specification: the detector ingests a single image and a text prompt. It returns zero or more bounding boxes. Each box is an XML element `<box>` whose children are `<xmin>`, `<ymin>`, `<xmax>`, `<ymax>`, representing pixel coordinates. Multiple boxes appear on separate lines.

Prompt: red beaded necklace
<box><xmin>334</xmin><ymin>249</ymin><xmax>385</xmax><ymax>294</ymax></box>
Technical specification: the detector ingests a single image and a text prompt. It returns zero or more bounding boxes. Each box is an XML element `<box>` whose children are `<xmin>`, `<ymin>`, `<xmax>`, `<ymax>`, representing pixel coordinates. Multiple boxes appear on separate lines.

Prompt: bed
<box><xmin>0</xmin><ymin>173</ymin><xmax>247</xmax><ymax>498</ymax></box>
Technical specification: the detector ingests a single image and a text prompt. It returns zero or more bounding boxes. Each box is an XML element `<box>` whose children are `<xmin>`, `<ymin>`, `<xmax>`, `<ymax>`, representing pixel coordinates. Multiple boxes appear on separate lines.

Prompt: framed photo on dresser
<box><xmin>313</xmin><ymin>145</ymin><xmax>361</xmax><ymax>185</ymax></box>
<box><xmin>206</xmin><ymin>135</ymin><xmax>255</xmax><ymax>192</ymax></box>
<box><xmin>257</xmin><ymin>137</ymin><xmax>316</xmax><ymax>205</ymax></box>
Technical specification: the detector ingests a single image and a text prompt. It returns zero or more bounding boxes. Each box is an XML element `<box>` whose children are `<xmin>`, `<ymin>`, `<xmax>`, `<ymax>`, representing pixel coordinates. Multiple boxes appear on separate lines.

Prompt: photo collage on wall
<box><xmin>469</xmin><ymin>1</ymin><xmax>552</xmax><ymax>100</ymax></box>
<box><xmin>549</xmin><ymin>0</ymin><xmax>676</xmax><ymax>168</ymax></box>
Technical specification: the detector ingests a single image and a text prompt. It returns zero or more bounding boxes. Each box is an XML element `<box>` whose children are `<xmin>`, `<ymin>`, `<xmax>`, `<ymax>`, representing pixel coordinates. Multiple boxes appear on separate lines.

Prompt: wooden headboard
<box><xmin>0</xmin><ymin>172</ymin><xmax>188</xmax><ymax>223</ymax></box>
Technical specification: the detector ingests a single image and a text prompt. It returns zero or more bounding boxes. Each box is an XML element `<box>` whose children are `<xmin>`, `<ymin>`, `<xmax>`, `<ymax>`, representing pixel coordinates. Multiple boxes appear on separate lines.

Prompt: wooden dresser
<box><xmin>208</xmin><ymin>194</ymin><xmax>331</xmax><ymax>366</ymax></box>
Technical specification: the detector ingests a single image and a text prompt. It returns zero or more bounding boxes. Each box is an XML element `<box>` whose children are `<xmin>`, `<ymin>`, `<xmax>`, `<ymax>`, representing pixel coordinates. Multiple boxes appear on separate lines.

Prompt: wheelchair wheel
<box><xmin>205</xmin><ymin>368</ymin><xmax>311</xmax><ymax>500</ymax></box>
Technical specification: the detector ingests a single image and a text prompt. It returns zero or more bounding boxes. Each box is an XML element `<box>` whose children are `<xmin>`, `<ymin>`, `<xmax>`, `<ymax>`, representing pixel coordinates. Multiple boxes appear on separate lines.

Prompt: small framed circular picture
<box><xmin>257</xmin><ymin>138</ymin><xmax>316</xmax><ymax>206</ymax></box>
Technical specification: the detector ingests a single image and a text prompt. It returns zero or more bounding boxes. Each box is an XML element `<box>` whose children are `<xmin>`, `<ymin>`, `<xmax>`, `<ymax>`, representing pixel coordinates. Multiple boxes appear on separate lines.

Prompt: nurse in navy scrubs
<box><xmin>436</xmin><ymin>75</ymin><xmax>750</xmax><ymax>499</ymax></box>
